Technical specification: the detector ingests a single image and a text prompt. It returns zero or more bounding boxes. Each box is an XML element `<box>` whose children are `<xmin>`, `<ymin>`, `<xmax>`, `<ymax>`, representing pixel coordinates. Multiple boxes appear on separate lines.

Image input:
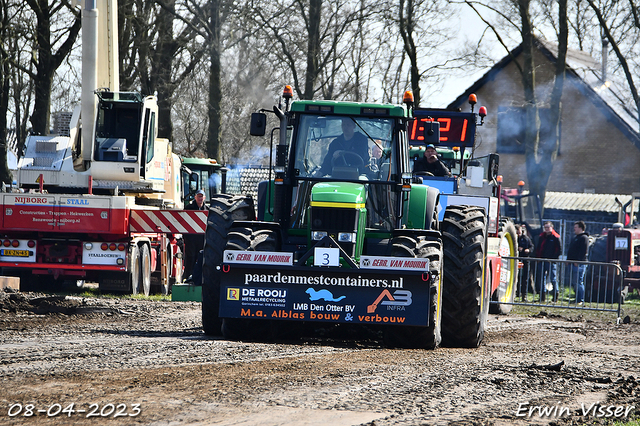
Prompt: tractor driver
<box><xmin>413</xmin><ymin>144</ymin><xmax>451</xmax><ymax>177</ymax></box>
<box><xmin>317</xmin><ymin>118</ymin><xmax>369</xmax><ymax>176</ymax></box>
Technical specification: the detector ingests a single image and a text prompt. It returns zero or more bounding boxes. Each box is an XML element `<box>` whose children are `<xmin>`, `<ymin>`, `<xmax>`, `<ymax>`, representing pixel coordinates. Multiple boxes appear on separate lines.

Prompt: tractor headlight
<box><xmin>338</xmin><ymin>232</ymin><xmax>356</xmax><ymax>243</ymax></box>
<box><xmin>312</xmin><ymin>231</ymin><xmax>327</xmax><ymax>241</ymax></box>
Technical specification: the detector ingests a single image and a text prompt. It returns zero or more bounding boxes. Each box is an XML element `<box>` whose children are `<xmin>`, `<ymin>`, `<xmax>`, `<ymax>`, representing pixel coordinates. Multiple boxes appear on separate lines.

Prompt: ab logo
<box><xmin>367</xmin><ymin>289</ymin><xmax>412</xmax><ymax>313</ymax></box>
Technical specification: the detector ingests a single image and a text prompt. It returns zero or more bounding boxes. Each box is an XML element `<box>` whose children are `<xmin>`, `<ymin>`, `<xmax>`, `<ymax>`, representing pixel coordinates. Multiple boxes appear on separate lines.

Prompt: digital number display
<box><xmin>409</xmin><ymin>110</ymin><xmax>476</xmax><ymax>147</ymax></box>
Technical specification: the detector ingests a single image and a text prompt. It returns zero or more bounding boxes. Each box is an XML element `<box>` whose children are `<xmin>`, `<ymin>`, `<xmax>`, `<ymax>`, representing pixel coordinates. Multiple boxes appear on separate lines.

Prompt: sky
<box><xmin>422</xmin><ymin>3</ymin><xmax>505</xmax><ymax>108</ymax></box>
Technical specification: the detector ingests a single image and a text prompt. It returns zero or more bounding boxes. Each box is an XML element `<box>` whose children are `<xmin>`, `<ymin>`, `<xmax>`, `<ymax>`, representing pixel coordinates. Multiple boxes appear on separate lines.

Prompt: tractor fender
<box><xmin>425</xmin><ymin>186</ymin><xmax>440</xmax><ymax>230</ymax></box>
<box><xmin>405</xmin><ymin>184</ymin><xmax>440</xmax><ymax>229</ymax></box>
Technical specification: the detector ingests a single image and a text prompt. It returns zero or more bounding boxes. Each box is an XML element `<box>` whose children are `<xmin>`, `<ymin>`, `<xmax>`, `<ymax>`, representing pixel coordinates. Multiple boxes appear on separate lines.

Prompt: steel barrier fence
<box><xmin>493</xmin><ymin>256</ymin><xmax>624</xmax><ymax>320</ymax></box>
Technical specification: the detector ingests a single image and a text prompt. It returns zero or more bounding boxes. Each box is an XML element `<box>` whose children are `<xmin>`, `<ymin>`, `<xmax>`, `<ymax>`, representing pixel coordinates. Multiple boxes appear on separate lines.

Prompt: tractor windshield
<box><xmin>289</xmin><ymin>114</ymin><xmax>400</xmax><ymax>232</ymax></box>
<box><xmin>292</xmin><ymin>115</ymin><xmax>397</xmax><ymax>182</ymax></box>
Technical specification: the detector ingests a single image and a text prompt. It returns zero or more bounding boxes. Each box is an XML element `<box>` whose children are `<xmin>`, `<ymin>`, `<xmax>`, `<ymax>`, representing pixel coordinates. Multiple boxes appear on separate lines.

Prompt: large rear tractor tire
<box><xmin>202</xmin><ymin>195</ymin><xmax>256</xmax><ymax>336</ymax></box>
<box><xmin>441</xmin><ymin>205</ymin><xmax>488</xmax><ymax>348</ymax></box>
<box><xmin>383</xmin><ymin>235</ymin><xmax>443</xmax><ymax>349</ymax></box>
<box><xmin>489</xmin><ymin>220</ymin><xmax>518</xmax><ymax>314</ymax></box>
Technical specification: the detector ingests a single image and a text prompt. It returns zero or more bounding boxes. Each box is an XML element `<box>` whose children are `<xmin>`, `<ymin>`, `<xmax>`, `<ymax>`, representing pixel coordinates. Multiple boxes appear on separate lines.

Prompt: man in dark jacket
<box><xmin>184</xmin><ymin>190</ymin><xmax>207</xmax><ymax>281</ymax></box>
<box><xmin>516</xmin><ymin>225</ymin><xmax>534</xmax><ymax>299</ymax></box>
<box><xmin>413</xmin><ymin>144</ymin><xmax>451</xmax><ymax>177</ymax></box>
<box><xmin>567</xmin><ymin>220</ymin><xmax>589</xmax><ymax>303</ymax></box>
<box><xmin>318</xmin><ymin>118</ymin><xmax>370</xmax><ymax>177</ymax></box>
<box><xmin>535</xmin><ymin>221</ymin><xmax>562</xmax><ymax>301</ymax></box>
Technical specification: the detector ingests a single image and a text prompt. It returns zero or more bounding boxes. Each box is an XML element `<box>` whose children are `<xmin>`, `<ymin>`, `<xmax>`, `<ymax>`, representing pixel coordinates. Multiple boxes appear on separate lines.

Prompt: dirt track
<box><xmin>1</xmin><ymin>288</ymin><xmax>639</xmax><ymax>426</ymax></box>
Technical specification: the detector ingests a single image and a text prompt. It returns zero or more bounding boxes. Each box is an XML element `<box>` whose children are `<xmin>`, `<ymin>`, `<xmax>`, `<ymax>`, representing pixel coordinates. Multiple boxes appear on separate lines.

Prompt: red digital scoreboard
<box><xmin>409</xmin><ymin>110</ymin><xmax>476</xmax><ymax>148</ymax></box>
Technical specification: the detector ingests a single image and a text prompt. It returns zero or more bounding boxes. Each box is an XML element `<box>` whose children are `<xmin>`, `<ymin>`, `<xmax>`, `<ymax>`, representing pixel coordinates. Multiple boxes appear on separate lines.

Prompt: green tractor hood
<box><xmin>310</xmin><ymin>182</ymin><xmax>366</xmax><ymax>207</ymax></box>
<box><xmin>307</xmin><ymin>182</ymin><xmax>368</xmax><ymax>264</ymax></box>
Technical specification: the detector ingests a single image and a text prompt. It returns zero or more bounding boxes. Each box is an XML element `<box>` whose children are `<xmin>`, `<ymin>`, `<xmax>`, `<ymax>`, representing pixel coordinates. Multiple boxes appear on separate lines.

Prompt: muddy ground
<box><xmin>0</xmin><ymin>288</ymin><xmax>639</xmax><ymax>426</ymax></box>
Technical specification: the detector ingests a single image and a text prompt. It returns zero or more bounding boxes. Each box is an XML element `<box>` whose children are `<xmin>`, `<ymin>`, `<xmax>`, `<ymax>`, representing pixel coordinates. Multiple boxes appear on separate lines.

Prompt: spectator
<box><xmin>516</xmin><ymin>225</ymin><xmax>534</xmax><ymax>299</ymax></box>
<box><xmin>413</xmin><ymin>144</ymin><xmax>450</xmax><ymax>177</ymax></box>
<box><xmin>370</xmin><ymin>141</ymin><xmax>383</xmax><ymax>164</ymax></box>
<box><xmin>184</xmin><ymin>190</ymin><xmax>207</xmax><ymax>282</ymax></box>
<box><xmin>535</xmin><ymin>221</ymin><xmax>562</xmax><ymax>302</ymax></box>
<box><xmin>567</xmin><ymin>220</ymin><xmax>589</xmax><ymax>304</ymax></box>
<box><xmin>364</xmin><ymin>140</ymin><xmax>385</xmax><ymax>178</ymax></box>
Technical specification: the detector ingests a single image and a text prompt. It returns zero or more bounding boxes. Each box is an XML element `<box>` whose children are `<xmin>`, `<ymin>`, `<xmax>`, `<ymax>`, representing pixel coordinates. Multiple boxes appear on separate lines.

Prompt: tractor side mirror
<box><xmin>189</xmin><ymin>172</ymin><xmax>199</xmax><ymax>192</ymax></box>
<box><xmin>423</xmin><ymin>120</ymin><xmax>440</xmax><ymax>144</ymax></box>
<box><xmin>487</xmin><ymin>154</ymin><xmax>499</xmax><ymax>181</ymax></box>
<box><xmin>250</xmin><ymin>112</ymin><xmax>267</xmax><ymax>136</ymax></box>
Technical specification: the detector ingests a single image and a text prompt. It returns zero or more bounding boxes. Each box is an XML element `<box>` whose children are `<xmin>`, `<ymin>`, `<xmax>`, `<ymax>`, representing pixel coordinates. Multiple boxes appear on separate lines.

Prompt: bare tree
<box><xmin>0</xmin><ymin>0</ymin><xmax>12</xmax><ymax>183</ymax></box>
<box><xmin>22</xmin><ymin>0</ymin><xmax>81</xmax><ymax>136</ymax></box>
<box><xmin>463</xmin><ymin>0</ymin><xmax>567</xmax><ymax>206</ymax></box>
<box><xmin>251</xmin><ymin>0</ymin><xmax>371</xmax><ymax>100</ymax></box>
<box><xmin>172</xmin><ymin>61</ymin><xmax>209</xmax><ymax>156</ymax></box>
<box><xmin>398</xmin><ymin>0</ymin><xmax>422</xmax><ymax>105</ymax></box>
<box><xmin>525</xmin><ymin>0</ymin><xmax>568</xmax><ymax>205</ymax></box>
<box><xmin>391</xmin><ymin>0</ymin><xmax>486</xmax><ymax>107</ymax></box>
<box><xmin>153</xmin><ymin>0</ymin><xmax>237</xmax><ymax>160</ymax></box>
<box><xmin>118</xmin><ymin>0</ymin><xmax>205</xmax><ymax>141</ymax></box>
<box><xmin>586</xmin><ymin>0</ymin><xmax>640</xmax><ymax>133</ymax></box>
<box><xmin>1</xmin><ymin>0</ymin><xmax>34</xmax><ymax>164</ymax></box>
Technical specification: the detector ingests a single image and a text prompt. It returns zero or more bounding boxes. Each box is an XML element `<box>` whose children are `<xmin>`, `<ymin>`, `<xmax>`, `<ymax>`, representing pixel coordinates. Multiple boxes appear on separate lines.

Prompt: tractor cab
<box><xmin>291</xmin><ymin>113</ymin><xmax>398</xmax><ymax>181</ymax></box>
<box><xmin>285</xmin><ymin>102</ymin><xmax>411</xmax><ymax>237</ymax></box>
<box><xmin>249</xmin><ymin>90</ymin><xmax>415</xmax><ymax>262</ymax></box>
<box><xmin>500</xmin><ymin>181</ymin><xmax>543</xmax><ymax>240</ymax></box>
<box><xmin>180</xmin><ymin>157</ymin><xmax>228</xmax><ymax>205</ymax></box>
<box><xmin>407</xmin><ymin>101</ymin><xmax>501</xmax><ymax>231</ymax></box>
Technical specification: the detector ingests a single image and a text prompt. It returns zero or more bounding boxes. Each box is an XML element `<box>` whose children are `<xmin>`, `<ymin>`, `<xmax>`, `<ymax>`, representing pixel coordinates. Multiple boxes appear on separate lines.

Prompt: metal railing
<box><xmin>496</xmin><ymin>256</ymin><xmax>624</xmax><ymax>320</ymax></box>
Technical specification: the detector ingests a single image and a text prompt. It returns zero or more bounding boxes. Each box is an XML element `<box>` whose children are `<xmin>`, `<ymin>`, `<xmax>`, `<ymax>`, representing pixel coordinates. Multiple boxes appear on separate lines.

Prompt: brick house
<box><xmin>447</xmin><ymin>37</ymin><xmax>640</xmax><ymax>195</ymax></box>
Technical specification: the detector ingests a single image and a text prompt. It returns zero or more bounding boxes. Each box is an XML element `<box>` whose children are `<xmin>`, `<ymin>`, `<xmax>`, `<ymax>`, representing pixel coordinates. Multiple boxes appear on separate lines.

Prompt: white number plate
<box><xmin>615</xmin><ymin>237</ymin><xmax>628</xmax><ymax>250</ymax></box>
<box><xmin>314</xmin><ymin>247</ymin><xmax>339</xmax><ymax>266</ymax></box>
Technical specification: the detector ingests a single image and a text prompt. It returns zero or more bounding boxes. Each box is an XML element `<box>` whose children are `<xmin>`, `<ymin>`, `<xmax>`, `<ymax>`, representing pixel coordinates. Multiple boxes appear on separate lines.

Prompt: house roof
<box><xmin>544</xmin><ymin>191</ymin><xmax>636</xmax><ymax>213</ymax></box>
<box><xmin>447</xmin><ymin>37</ymin><xmax>640</xmax><ymax>149</ymax></box>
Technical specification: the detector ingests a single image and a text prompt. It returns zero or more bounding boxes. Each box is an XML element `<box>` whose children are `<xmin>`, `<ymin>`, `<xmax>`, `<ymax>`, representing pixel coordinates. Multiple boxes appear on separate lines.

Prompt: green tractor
<box><xmin>181</xmin><ymin>157</ymin><xmax>228</xmax><ymax>205</ymax></box>
<box><xmin>201</xmin><ymin>87</ymin><xmax>502</xmax><ymax>348</ymax></box>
